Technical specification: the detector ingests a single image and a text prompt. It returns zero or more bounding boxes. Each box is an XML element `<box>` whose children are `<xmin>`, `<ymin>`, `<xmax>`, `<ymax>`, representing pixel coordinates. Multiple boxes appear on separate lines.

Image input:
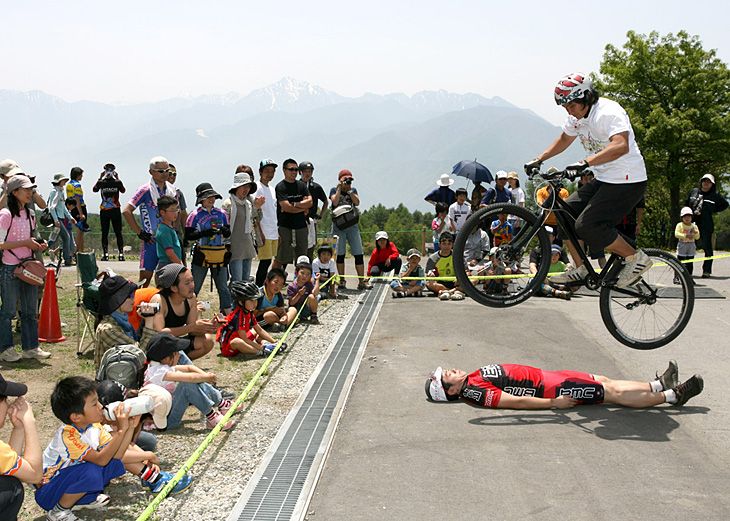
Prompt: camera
<box><xmin>344</xmin><ymin>178</ymin><xmax>352</xmax><ymax>185</ymax></box>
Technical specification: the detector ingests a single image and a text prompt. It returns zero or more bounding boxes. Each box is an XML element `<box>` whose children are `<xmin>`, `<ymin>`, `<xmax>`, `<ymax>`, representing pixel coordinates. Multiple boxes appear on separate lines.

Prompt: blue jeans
<box><xmin>229</xmin><ymin>259</ymin><xmax>252</xmax><ymax>284</ymax></box>
<box><xmin>0</xmin><ymin>264</ymin><xmax>39</xmax><ymax>353</ymax></box>
<box><xmin>49</xmin><ymin>225</ymin><xmax>74</xmax><ymax>265</ymax></box>
<box><xmin>166</xmin><ymin>381</ymin><xmax>222</xmax><ymax>430</ymax></box>
<box><xmin>332</xmin><ymin>225</ymin><xmax>363</xmax><ymax>256</ymax></box>
<box><xmin>191</xmin><ymin>264</ymin><xmax>233</xmax><ymax>311</ymax></box>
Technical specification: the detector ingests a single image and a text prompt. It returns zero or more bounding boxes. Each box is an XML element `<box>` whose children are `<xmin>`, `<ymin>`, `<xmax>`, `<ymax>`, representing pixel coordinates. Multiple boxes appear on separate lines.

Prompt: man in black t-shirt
<box><xmin>273</xmin><ymin>158</ymin><xmax>312</xmax><ymax>270</ymax></box>
<box><xmin>299</xmin><ymin>161</ymin><xmax>328</xmax><ymax>260</ymax></box>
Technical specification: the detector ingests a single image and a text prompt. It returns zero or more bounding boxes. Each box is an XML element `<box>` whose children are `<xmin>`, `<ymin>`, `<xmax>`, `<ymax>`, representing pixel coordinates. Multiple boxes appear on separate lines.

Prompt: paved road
<box><xmin>306</xmin><ymin>257</ymin><xmax>730</xmax><ymax>521</ymax></box>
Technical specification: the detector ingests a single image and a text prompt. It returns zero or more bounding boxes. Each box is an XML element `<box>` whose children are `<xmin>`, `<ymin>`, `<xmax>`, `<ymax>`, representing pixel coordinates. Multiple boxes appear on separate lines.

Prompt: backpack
<box><xmin>96</xmin><ymin>344</ymin><xmax>147</xmax><ymax>390</ymax></box>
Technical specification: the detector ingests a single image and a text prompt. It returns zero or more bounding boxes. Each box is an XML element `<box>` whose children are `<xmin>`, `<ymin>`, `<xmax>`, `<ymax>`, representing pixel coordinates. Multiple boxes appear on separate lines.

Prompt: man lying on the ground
<box><xmin>425</xmin><ymin>360</ymin><xmax>703</xmax><ymax>409</ymax></box>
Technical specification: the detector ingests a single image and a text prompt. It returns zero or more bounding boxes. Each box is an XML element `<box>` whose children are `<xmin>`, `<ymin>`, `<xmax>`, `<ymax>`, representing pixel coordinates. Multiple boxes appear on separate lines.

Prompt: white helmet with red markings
<box><xmin>554</xmin><ymin>72</ymin><xmax>595</xmax><ymax>106</ymax></box>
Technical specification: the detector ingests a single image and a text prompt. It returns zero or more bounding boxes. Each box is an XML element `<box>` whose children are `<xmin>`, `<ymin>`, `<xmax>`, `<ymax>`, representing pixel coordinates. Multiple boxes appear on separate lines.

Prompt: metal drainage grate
<box><xmin>227</xmin><ymin>282</ymin><xmax>388</xmax><ymax>521</ymax></box>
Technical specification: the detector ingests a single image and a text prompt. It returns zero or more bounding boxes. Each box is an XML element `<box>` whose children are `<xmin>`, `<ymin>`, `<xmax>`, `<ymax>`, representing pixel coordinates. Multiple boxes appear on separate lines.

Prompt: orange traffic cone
<box><xmin>38</xmin><ymin>269</ymin><xmax>66</xmax><ymax>343</ymax></box>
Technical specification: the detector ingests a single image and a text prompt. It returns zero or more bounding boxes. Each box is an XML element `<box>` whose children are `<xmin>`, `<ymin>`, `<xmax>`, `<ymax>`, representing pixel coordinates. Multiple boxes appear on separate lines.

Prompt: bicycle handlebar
<box><xmin>527</xmin><ymin>168</ymin><xmax>593</xmax><ymax>182</ymax></box>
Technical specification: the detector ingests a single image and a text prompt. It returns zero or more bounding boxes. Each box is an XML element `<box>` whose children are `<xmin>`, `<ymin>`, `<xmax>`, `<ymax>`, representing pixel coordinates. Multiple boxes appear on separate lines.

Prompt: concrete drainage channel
<box><xmin>226</xmin><ymin>281</ymin><xmax>388</xmax><ymax>521</ymax></box>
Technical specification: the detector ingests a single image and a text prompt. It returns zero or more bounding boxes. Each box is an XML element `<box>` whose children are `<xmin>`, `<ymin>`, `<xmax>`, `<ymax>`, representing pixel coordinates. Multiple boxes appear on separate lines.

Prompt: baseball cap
<box><xmin>375</xmin><ymin>231</ymin><xmax>388</xmax><ymax>241</ymax></box>
<box><xmin>296</xmin><ymin>255</ymin><xmax>310</xmax><ymax>265</ymax></box>
<box><xmin>425</xmin><ymin>367</ymin><xmax>448</xmax><ymax>402</ymax></box>
<box><xmin>146</xmin><ymin>332</ymin><xmax>188</xmax><ymax>362</ymax></box>
<box><xmin>507</xmin><ymin>171</ymin><xmax>519</xmax><ymax>180</ymax></box>
<box><xmin>0</xmin><ymin>159</ymin><xmax>19</xmax><ymax>178</ymax></box>
<box><xmin>701</xmin><ymin>173</ymin><xmax>715</xmax><ymax>185</ymax></box>
<box><xmin>406</xmin><ymin>248</ymin><xmax>421</xmax><ymax>259</ymax></box>
<box><xmin>544</xmin><ymin>226</ymin><xmax>554</xmax><ymax>235</ymax></box>
<box><xmin>680</xmin><ymin>206</ymin><xmax>693</xmax><ymax>217</ymax></box>
<box><xmin>0</xmin><ymin>373</ymin><xmax>28</xmax><ymax>397</ymax></box>
<box><xmin>259</xmin><ymin>159</ymin><xmax>278</xmax><ymax>170</ymax></box>
<box><xmin>6</xmin><ymin>175</ymin><xmax>35</xmax><ymax>192</ymax></box>
<box><xmin>551</xmin><ymin>244</ymin><xmax>563</xmax><ymax>254</ymax></box>
<box><xmin>495</xmin><ymin>170</ymin><xmax>508</xmax><ymax>180</ymax></box>
<box><xmin>140</xmin><ymin>384</ymin><xmax>173</xmax><ymax>429</ymax></box>
<box><xmin>338</xmin><ymin>169</ymin><xmax>354</xmax><ymax>181</ymax></box>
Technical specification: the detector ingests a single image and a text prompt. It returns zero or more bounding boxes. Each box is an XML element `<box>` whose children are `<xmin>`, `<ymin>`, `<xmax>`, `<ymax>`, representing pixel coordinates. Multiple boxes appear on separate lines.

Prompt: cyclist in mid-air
<box><xmin>524</xmin><ymin>72</ymin><xmax>650</xmax><ymax>288</ymax></box>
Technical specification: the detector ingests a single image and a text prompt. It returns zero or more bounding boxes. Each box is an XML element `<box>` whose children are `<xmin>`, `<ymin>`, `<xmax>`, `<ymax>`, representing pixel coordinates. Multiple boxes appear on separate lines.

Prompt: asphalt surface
<box><xmin>305</xmin><ymin>256</ymin><xmax>730</xmax><ymax>521</ymax></box>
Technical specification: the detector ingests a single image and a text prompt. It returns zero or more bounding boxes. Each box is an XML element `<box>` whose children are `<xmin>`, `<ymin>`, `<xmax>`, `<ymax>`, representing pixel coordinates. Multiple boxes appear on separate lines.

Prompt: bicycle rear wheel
<box><xmin>453</xmin><ymin>203</ymin><xmax>551</xmax><ymax>307</ymax></box>
<box><xmin>599</xmin><ymin>248</ymin><xmax>694</xmax><ymax>350</ymax></box>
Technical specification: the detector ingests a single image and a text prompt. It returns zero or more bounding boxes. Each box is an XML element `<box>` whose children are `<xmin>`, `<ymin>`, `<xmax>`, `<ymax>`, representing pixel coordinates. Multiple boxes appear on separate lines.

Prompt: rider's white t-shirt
<box><xmin>562</xmin><ymin>98</ymin><xmax>647</xmax><ymax>184</ymax></box>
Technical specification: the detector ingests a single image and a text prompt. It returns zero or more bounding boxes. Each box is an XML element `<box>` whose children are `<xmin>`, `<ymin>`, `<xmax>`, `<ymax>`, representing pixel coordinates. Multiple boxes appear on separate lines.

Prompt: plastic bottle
<box><xmin>49</xmin><ymin>225</ymin><xmax>60</xmax><ymax>242</ymax></box>
<box><xmin>103</xmin><ymin>396</ymin><xmax>155</xmax><ymax>421</ymax></box>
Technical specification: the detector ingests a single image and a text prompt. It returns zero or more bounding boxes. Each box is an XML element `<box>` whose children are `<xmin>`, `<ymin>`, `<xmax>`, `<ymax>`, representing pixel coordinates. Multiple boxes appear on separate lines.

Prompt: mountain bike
<box><xmin>452</xmin><ymin>168</ymin><xmax>694</xmax><ymax>350</ymax></box>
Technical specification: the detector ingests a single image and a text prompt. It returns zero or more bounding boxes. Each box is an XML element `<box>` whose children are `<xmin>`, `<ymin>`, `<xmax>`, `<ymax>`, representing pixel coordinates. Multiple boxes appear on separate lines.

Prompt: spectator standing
<box><xmin>470</xmin><ymin>181</ymin><xmax>488</xmax><ymax>212</ymax></box>
<box><xmin>431</xmin><ymin>202</ymin><xmax>451</xmax><ymax>253</ymax></box>
<box><xmin>463</xmin><ymin>225</ymin><xmax>490</xmax><ymax>267</ymax></box>
<box><xmin>185</xmin><ymin>183</ymin><xmax>233</xmax><ymax>314</ymax></box>
<box><xmin>448</xmin><ymin>187</ymin><xmax>471</xmax><ymax>234</ymax></box>
<box><xmin>480</xmin><ymin>170</ymin><xmax>513</xmax><ymax>206</ymax></box>
<box><xmin>222</xmin><ymin>168</ymin><xmax>261</xmax><ymax>284</ymax></box>
<box><xmin>506</xmin><ymin>171</ymin><xmax>525</xmax><ymax>234</ymax></box>
<box><xmin>166</xmin><ymin>164</ymin><xmax>188</xmax><ymax>266</ymax></box>
<box><xmin>93</xmin><ymin>162</ymin><xmax>126</xmax><ymax>261</ymax></box>
<box><xmin>155</xmin><ymin>196</ymin><xmax>183</xmax><ymax>269</ymax></box>
<box><xmin>273</xmin><ymin>159</ymin><xmax>312</xmax><ymax>271</ymax></box>
<box><xmin>330</xmin><ymin>169</ymin><xmax>369</xmax><ymax>289</ymax></box>
<box><xmin>66</xmin><ymin>166</ymin><xmax>88</xmax><ymax>254</ymax></box>
<box><xmin>685</xmin><ymin>173</ymin><xmax>729</xmax><ymax>278</ymax></box>
<box><xmin>47</xmin><ymin>173</ymin><xmax>77</xmax><ymax>267</ymax></box>
<box><xmin>123</xmin><ymin>156</ymin><xmax>177</xmax><ymax>287</ymax></box>
<box><xmin>425</xmin><ymin>174</ymin><xmax>457</xmax><ymax>207</ymax></box>
<box><xmin>252</xmin><ymin>159</ymin><xmax>279</xmax><ymax>287</ymax></box>
<box><xmin>298</xmin><ymin>161</ymin><xmax>328</xmax><ymax>260</ymax></box>
<box><xmin>616</xmin><ymin>198</ymin><xmax>645</xmax><ymax>243</ymax></box>
<box><xmin>675</xmin><ymin>206</ymin><xmax>701</xmax><ymax>281</ymax></box>
<box><xmin>0</xmin><ymin>175</ymin><xmax>50</xmax><ymax>362</ymax></box>
<box><xmin>367</xmin><ymin>231</ymin><xmax>402</xmax><ymax>279</ymax></box>
<box><xmin>0</xmin><ymin>374</ymin><xmax>43</xmax><ymax>521</ymax></box>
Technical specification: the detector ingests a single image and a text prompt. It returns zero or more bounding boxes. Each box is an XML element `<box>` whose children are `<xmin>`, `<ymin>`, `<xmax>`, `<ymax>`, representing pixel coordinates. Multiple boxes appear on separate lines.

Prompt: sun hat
<box><xmin>495</xmin><ymin>170</ymin><xmax>508</xmax><ymax>180</ymax></box>
<box><xmin>103</xmin><ymin>162</ymin><xmax>116</xmax><ymax>171</ymax></box>
<box><xmin>507</xmin><ymin>171</ymin><xmax>519</xmax><ymax>180</ymax></box>
<box><xmin>680</xmin><ymin>206</ymin><xmax>694</xmax><ymax>217</ymax></box>
<box><xmin>195</xmin><ymin>182</ymin><xmax>222</xmax><ymax>204</ymax></box>
<box><xmin>0</xmin><ymin>373</ymin><xmax>28</xmax><ymax>397</ymax></box>
<box><xmin>140</xmin><ymin>384</ymin><xmax>173</xmax><ymax>429</ymax></box>
<box><xmin>436</xmin><ymin>174</ymin><xmax>454</xmax><ymax>187</ymax></box>
<box><xmin>701</xmin><ymin>173</ymin><xmax>715</xmax><ymax>185</ymax></box>
<box><xmin>406</xmin><ymin>248</ymin><xmax>421</xmax><ymax>259</ymax></box>
<box><xmin>155</xmin><ymin>264</ymin><xmax>187</xmax><ymax>289</ymax></box>
<box><xmin>97</xmin><ymin>275</ymin><xmax>138</xmax><ymax>315</ymax></box>
<box><xmin>6</xmin><ymin>175</ymin><xmax>36</xmax><ymax>192</ymax></box>
<box><xmin>338</xmin><ymin>169</ymin><xmax>354</xmax><ymax>181</ymax></box>
<box><xmin>229</xmin><ymin>172</ymin><xmax>257</xmax><ymax>195</ymax></box>
<box><xmin>425</xmin><ymin>366</ymin><xmax>448</xmax><ymax>402</ymax></box>
<box><xmin>259</xmin><ymin>159</ymin><xmax>277</xmax><ymax>170</ymax></box>
<box><xmin>52</xmin><ymin>172</ymin><xmax>70</xmax><ymax>184</ymax></box>
<box><xmin>0</xmin><ymin>159</ymin><xmax>19</xmax><ymax>178</ymax></box>
<box><xmin>375</xmin><ymin>231</ymin><xmax>388</xmax><ymax>241</ymax></box>
<box><xmin>146</xmin><ymin>332</ymin><xmax>189</xmax><ymax>362</ymax></box>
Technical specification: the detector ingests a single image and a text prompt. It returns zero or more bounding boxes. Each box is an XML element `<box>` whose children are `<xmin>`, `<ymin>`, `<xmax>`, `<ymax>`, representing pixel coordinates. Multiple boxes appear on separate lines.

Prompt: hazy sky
<box><xmin>3</xmin><ymin>1</ymin><xmax>728</xmax><ymax>125</ymax></box>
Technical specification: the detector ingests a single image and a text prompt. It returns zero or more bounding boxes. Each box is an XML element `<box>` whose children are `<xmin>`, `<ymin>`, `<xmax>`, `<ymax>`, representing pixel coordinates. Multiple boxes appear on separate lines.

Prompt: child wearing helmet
<box><xmin>217</xmin><ymin>281</ymin><xmax>283</xmax><ymax>358</ymax></box>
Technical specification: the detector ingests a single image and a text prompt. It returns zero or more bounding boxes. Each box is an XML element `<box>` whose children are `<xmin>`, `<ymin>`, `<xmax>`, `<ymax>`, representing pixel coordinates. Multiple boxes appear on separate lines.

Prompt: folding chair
<box><xmin>75</xmin><ymin>253</ymin><xmax>101</xmax><ymax>361</ymax></box>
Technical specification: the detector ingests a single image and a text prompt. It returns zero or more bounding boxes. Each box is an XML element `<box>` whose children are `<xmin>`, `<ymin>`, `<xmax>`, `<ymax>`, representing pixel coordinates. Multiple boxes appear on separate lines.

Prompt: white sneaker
<box><xmin>22</xmin><ymin>347</ymin><xmax>52</xmax><ymax>359</ymax></box>
<box><xmin>449</xmin><ymin>290</ymin><xmax>465</xmax><ymax>301</ymax></box>
<box><xmin>0</xmin><ymin>349</ymin><xmax>21</xmax><ymax>362</ymax></box>
<box><xmin>438</xmin><ymin>291</ymin><xmax>451</xmax><ymax>301</ymax></box>
<box><xmin>616</xmin><ymin>250</ymin><xmax>652</xmax><ymax>288</ymax></box>
<box><xmin>47</xmin><ymin>507</ymin><xmax>83</xmax><ymax>521</ymax></box>
<box><xmin>549</xmin><ymin>264</ymin><xmax>588</xmax><ymax>284</ymax></box>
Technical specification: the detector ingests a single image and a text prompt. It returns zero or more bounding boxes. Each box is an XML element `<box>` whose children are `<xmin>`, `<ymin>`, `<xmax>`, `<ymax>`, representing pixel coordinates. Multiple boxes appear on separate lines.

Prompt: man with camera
<box><xmin>330</xmin><ymin>169</ymin><xmax>369</xmax><ymax>290</ymax></box>
<box><xmin>93</xmin><ymin>162</ymin><xmax>127</xmax><ymax>261</ymax></box>
<box><xmin>272</xmin><ymin>158</ymin><xmax>312</xmax><ymax>271</ymax></box>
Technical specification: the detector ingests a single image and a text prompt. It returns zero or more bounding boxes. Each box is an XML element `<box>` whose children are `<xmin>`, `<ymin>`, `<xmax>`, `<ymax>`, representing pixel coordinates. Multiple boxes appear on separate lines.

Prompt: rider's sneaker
<box><xmin>118</xmin><ymin>253</ymin><xmax>125</xmax><ymax>261</ymax></box>
<box><xmin>616</xmin><ymin>250</ymin><xmax>652</xmax><ymax>288</ymax></box>
<box><xmin>549</xmin><ymin>264</ymin><xmax>588</xmax><ymax>285</ymax></box>
<box><xmin>657</xmin><ymin>360</ymin><xmax>679</xmax><ymax>391</ymax></box>
<box><xmin>673</xmin><ymin>375</ymin><xmax>704</xmax><ymax>406</ymax></box>
<box><xmin>101</xmin><ymin>253</ymin><xmax>109</xmax><ymax>261</ymax></box>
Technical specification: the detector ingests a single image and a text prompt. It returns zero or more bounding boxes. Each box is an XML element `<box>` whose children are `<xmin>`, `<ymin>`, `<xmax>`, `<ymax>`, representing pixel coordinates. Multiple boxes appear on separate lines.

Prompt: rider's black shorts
<box><xmin>560</xmin><ymin>179</ymin><xmax>646</xmax><ymax>252</ymax></box>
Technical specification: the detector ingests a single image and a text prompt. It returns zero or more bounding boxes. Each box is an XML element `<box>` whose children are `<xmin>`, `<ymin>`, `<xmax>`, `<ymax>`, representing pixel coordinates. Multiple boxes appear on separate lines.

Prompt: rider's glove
<box><xmin>201</xmin><ymin>228</ymin><xmax>218</xmax><ymax>238</ymax></box>
<box><xmin>138</xmin><ymin>230</ymin><xmax>154</xmax><ymax>244</ymax></box>
<box><xmin>523</xmin><ymin>158</ymin><xmax>543</xmax><ymax>176</ymax></box>
<box><xmin>565</xmin><ymin>160</ymin><xmax>589</xmax><ymax>177</ymax></box>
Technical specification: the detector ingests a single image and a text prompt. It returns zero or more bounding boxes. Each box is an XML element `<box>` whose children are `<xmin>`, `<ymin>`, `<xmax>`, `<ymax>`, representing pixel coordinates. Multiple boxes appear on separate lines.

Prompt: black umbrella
<box><xmin>452</xmin><ymin>159</ymin><xmax>493</xmax><ymax>184</ymax></box>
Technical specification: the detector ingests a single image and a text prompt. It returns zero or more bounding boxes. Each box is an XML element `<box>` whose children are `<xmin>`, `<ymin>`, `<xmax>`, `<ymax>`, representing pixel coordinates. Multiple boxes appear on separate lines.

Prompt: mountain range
<box><xmin>0</xmin><ymin>77</ymin><xmax>582</xmax><ymax>212</ymax></box>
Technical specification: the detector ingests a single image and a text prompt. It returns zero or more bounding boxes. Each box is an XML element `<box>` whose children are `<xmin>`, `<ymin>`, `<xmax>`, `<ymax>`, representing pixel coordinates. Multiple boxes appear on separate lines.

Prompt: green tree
<box><xmin>594</xmin><ymin>31</ymin><xmax>730</xmax><ymax>247</ymax></box>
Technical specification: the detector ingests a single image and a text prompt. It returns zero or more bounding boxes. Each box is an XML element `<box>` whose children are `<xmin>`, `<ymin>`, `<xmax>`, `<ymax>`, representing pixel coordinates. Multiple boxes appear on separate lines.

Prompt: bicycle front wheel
<box><xmin>599</xmin><ymin>248</ymin><xmax>694</xmax><ymax>350</ymax></box>
<box><xmin>453</xmin><ymin>203</ymin><xmax>551</xmax><ymax>307</ymax></box>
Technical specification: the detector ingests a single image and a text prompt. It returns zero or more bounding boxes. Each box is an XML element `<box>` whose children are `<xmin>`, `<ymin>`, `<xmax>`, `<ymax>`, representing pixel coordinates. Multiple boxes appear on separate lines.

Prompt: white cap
<box><xmin>140</xmin><ymin>384</ymin><xmax>173</xmax><ymax>430</ymax></box>
<box><xmin>436</xmin><ymin>174</ymin><xmax>454</xmax><ymax>187</ymax></box>
<box><xmin>681</xmin><ymin>206</ymin><xmax>693</xmax><ymax>217</ymax></box>
<box><xmin>375</xmin><ymin>231</ymin><xmax>388</xmax><ymax>241</ymax></box>
<box><xmin>495</xmin><ymin>170</ymin><xmax>508</xmax><ymax>179</ymax></box>
<box><xmin>701</xmin><ymin>173</ymin><xmax>715</xmax><ymax>185</ymax></box>
<box><xmin>296</xmin><ymin>255</ymin><xmax>310</xmax><ymax>266</ymax></box>
<box><xmin>544</xmin><ymin>226</ymin><xmax>554</xmax><ymax>235</ymax></box>
<box><xmin>426</xmin><ymin>366</ymin><xmax>448</xmax><ymax>402</ymax></box>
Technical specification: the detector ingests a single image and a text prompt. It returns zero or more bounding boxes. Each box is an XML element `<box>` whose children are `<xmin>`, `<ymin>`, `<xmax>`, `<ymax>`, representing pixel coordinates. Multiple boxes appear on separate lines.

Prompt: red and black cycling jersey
<box><xmin>216</xmin><ymin>306</ymin><xmax>257</xmax><ymax>345</ymax></box>
<box><xmin>459</xmin><ymin>364</ymin><xmax>604</xmax><ymax>408</ymax></box>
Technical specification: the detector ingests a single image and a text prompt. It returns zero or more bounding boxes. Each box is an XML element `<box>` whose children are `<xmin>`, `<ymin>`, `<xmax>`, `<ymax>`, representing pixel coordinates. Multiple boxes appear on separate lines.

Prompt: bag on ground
<box><xmin>96</xmin><ymin>344</ymin><xmax>147</xmax><ymax>389</ymax></box>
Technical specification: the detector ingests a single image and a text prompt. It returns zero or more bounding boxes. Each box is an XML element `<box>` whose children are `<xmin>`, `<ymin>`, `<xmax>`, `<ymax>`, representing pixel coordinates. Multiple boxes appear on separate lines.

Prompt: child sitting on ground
<box><xmin>218</xmin><ymin>281</ymin><xmax>284</xmax><ymax>357</ymax></box>
<box><xmin>490</xmin><ymin>213</ymin><xmax>513</xmax><ymax>246</ymax></box>
<box><xmin>35</xmin><ymin>377</ymin><xmax>135</xmax><ymax>520</ymax></box>
<box><xmin>675</xmin><ymin>206</ymin><xmax>700</xmax><ymax>281</ymax></box>
<box><xmin>287</xmin><ymin>261</ymin><xmax>321</xmax><ymax>324</ymax></box>
<box><xmin>254</xmin><ymin>268</ymin><xmax>298</xmax><ymax>332</ymax></box>
<box><xmin>95</xmin><ymin>380</ymin><xmax>192</xmax><ymax>495</ymax></box>
<box><xmin>312</xmin><ymin>244</ymin><xmax>339</xmax><ymax>299</ymax></box>
<box><xmin>155</xmin><ymin>195</ymin><xmax>183</xmax><ymax>269</ymax></box>
<box><xmin>391</xmin><ymin>248</ymin><xmax>426</xmax><ymax>298</ymax></box>
<box><xmin>538</xmin><ymin>245</ymin><xmax>571</xmax><ymax>300</ymax></box>
<box><xmin>144</xmin><ymin>332</ymin><xmax>239</xmax><ymax>431</ymax></box>
<box><xmin>473</xmin><ymin>247</ymin><xmax>513</xmax><ymax>295</ymax></box>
